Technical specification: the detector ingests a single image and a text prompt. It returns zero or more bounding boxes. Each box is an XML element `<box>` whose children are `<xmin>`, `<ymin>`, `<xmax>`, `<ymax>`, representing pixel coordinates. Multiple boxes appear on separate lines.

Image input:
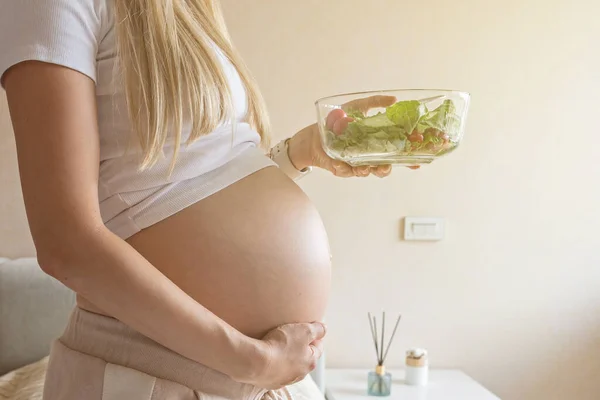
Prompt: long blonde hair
<box><xmin>114</xmin><ymin>0</ymin><xmax>270</xmax><ymax>171</ymax></box>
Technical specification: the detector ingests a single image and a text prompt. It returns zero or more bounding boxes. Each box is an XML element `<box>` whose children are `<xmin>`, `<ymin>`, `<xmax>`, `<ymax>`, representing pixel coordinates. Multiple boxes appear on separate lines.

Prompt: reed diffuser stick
<box><xmin>382</xmin><ymin>315</ymin><xmax>402</xmax><ymax>363</ymax></box>
<box><xmin>381</xmin><ymin>311</ymin><xmax>385</xmax><ymax>394</ymax></box>
<box><xmin>380</xmin><ymin>311</ymin><xmax>385</xmax><ymax>365</ymax></box>
<box><xmin>368</xmin><ymin>313</ymin><xmax>379</xmax><ymax>361</ymax></box>
<box><xmin>367</xmin><ymin>312</ymin><xmax>402</xmax><ymax>367</ymax></box>
<box><xmin>372</xmin><ymin>315</ymin><xmax>379</xmax><ymax>363</ymax></box>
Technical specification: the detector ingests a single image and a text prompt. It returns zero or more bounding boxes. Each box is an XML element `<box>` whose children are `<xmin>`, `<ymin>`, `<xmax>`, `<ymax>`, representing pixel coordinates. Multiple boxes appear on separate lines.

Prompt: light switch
<box><xmin>403</xmin><ymin>217</ymin><xmax>445</xmax><ymax>241</ymax></box>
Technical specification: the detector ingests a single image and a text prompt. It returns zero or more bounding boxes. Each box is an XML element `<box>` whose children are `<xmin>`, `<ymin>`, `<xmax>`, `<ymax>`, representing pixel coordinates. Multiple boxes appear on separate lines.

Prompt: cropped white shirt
<box><xmin>0</xmin><ymin>0</ymin><xmax>282</xmax><ymax>239</ymax></box>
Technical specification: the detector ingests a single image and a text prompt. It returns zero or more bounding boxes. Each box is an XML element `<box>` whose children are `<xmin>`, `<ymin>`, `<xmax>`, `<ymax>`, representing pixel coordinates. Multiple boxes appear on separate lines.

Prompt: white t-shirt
<box><xmin>0</xmin><ymin>0</ymin><xmax>275</xmax><ymax>239</ymax></box>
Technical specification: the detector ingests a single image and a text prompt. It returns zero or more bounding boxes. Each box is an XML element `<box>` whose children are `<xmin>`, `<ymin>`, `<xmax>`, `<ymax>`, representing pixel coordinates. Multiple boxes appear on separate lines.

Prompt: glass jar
<box><xmin>367</xmin><ymin>365</ymin><xmax>392</xmax><ymax>396</ymax></box>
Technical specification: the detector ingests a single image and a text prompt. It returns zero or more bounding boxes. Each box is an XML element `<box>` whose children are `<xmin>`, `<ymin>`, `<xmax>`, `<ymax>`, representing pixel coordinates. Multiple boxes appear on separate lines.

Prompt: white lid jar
<box><xmin>405</xmin><ymin>348</ymin><xmax>428</xmax><ymax>386</ymax></box>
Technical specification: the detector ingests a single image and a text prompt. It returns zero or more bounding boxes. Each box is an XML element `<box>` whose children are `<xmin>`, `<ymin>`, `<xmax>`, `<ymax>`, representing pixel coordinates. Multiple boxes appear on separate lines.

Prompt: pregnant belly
<box><xmin>124</xmin><ymin>166</ymin><xmax>331</xmax><ymax>338</ymax></box>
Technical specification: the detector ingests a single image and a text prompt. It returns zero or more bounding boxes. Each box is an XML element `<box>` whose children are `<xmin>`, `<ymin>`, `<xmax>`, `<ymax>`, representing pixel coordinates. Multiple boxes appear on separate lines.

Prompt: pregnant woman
<box><xmin>1</xmin><ymin>1</ymin><xmax>396</xmax><ymax>399</ymax></box>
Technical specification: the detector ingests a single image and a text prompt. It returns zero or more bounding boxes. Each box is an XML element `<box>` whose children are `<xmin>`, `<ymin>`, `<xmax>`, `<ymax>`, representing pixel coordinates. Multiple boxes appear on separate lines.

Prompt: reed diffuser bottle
<box><xmin>367</xmin><ymin>312</ymin><xmax>402</xmax><ymax>397</ymax></box>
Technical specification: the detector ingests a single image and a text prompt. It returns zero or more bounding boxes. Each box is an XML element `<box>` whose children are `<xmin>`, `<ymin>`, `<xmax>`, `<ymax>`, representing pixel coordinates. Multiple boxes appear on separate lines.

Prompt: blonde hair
<box><xmin>114</xmin><ymin>0</ymin><xmax>270</xmax><ymax>171</ymax></box>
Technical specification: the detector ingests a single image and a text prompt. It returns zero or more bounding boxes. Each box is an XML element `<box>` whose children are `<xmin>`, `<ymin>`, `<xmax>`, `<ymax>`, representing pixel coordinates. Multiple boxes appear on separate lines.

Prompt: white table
<box><xmin>325</xmin><ymin>369</ymin><xmax>500</xmax><ymax>400</ymax></box>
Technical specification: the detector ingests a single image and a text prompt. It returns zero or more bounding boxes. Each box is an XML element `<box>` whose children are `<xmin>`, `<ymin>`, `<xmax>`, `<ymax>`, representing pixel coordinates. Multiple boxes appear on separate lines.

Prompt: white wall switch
<box><xmin>403</xmin><ymin>217</ymin><xmax>445</xmax><ymax>241</ymax></box>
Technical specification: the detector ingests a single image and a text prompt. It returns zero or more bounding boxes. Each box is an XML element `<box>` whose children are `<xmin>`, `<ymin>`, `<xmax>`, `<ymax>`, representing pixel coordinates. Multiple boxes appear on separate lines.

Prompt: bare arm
<box><xmin>3</xmin><ymin>61</ymin><xmax>258</xmax><ymax>380</ymax></box>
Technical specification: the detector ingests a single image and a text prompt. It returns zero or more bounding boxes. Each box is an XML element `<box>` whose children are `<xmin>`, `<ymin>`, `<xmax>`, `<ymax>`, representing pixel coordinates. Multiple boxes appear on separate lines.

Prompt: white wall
<box><xmin>221</xmin><ymin>1</ymin><xmax>600</xmax><ymax>399</ymax></box>
<box><xmin>1</xmin><ymin>0</ymin><xmax>599</xmax><ymax>398</ymax></box>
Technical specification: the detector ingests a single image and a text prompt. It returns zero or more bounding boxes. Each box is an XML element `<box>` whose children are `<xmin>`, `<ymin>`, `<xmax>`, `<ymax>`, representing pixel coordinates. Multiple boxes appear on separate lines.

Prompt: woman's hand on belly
<box><xmin>238</xmin><ymin>321</ymin><xmax>326</xmax><ymax>389</ymax></box>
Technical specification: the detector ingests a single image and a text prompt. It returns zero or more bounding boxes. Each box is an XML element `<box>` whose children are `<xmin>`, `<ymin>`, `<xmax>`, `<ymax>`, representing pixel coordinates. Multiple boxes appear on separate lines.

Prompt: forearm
<box><xmin>40</xmin><ymin>225</ymin><xmax>259</xmax><ymax>380</ymax></box>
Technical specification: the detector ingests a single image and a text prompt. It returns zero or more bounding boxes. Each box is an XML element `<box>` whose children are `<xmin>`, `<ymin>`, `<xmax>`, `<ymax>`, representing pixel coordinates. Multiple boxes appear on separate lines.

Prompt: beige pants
<box><xmin>43</xmin><ymin>308</ymin><xmax>323</xmax><ymax>400</ymax></box>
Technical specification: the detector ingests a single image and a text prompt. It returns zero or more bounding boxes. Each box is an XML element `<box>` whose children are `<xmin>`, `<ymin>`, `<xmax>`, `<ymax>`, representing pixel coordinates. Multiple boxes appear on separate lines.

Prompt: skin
<box><xmin>3</xmin><ymin>62</ymin><xmax>409</xmax><ymax>390</ymax></box>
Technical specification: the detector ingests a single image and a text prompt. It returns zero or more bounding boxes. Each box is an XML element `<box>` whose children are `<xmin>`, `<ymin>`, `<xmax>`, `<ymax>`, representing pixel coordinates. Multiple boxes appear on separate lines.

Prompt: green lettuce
<box><xmin>419</xmin><ymin>99</ymin><xmax>461</xmax><ymax>136</ymax></box>
<box><xmin>346</xmin><ymin>109</ymin><xmax>366</xmax><ymax>120</ymax></box>
<box><xmin>326</xmin><ymin>98</ymin><xmax>462</xmax><ymax>159</ymax></box>
<box><xmin>385</xmin><ymin>100</ymin><xmax>427</xmax><ymax>133</ymax></box>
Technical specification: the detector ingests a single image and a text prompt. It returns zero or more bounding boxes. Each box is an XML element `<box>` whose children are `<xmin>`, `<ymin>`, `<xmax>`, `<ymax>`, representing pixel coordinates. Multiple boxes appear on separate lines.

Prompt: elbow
<box><xmin>36</xmin><ymin>244</ymin><xmax>78</xmax><ymax>284</ymax></box>
<box><xmin>35</xmin><ymin>224</ymin><xmax>106</xmax><ymax>283</ymax></box>
<box><xmin>36</xmin><ymin>250</ymin><xmax>66</xmax><ymax>278</ymax></box>
<box><xmin>36</xmin><ymin>244</ymin><xmax>92</xmax><ymax>290</ymax></box>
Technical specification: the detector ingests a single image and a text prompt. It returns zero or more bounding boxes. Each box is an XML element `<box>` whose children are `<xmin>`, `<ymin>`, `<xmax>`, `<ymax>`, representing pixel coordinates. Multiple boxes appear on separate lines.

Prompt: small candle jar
<box><xmin>368</xmin><ymin>365</ymin><xmax>392</xmax><ymax>396</ymax></box>
<box><xmin>405</xmin><ymin>348</ymin><xmax>428</xmax><ymax>386</ymax></box>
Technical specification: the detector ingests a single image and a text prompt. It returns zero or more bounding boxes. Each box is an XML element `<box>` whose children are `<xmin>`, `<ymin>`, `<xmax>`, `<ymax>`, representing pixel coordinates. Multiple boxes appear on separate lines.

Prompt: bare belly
<box><xmin>78</xmin><ymin>166</ymin><xmax>331</xmax><ymax>338</ymax></box>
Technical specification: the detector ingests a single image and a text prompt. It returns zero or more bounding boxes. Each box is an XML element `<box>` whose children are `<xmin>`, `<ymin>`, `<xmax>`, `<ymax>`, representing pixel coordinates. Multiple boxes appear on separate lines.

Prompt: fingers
<box><xmin>373</xmin><ymin>164</ymin><xmax>392</xmax><ymax>178</ymax></box>
<box><xmin>331</xmin><ymin>162</ymin><xmax>395</xmax><ymax>178</ymax></box>
<box><xmin>326</xmin><ymin>108</ymin><xmax>346</xmax><ymax>130</ymax></box>
<box><xmin>352</xmin><ymin>165</ymin><xmax>370</xmax><ymax>177</ymax></box>
<box><xmin>364</xmin><ymin>95</ymin><xmax>398</xmax><ymax>109</ymax></box>
<box><xmin>331</xmin><ymin>161</ymin><xmax>369</xmax><ymax>177</ymax></box>
<box><xmin>308</xmin><ymin>340</ymin><xmax>324</xmax><ymax>367</ymax></box>
<box><xmin>332</xmin><ymin>116</ymin><xmax>354</xmax><ymax>135</ymax></box>
<box><xmin>325</xmin><ymin>108</ymin><xmax>353</xmax><ymax>136</ymax></box>
<box><xmin>306</xmin><ymin>322</ymin><xmax>327</xmax><ymax>342</ymax></box>
<box><xmin>331</xmin><ymin>161</ymin><xmax>354</xmax><ymax>177</ymax></box>
<box><xmin>259</xmin><ymin>322</ymin><xmax>327</xmax><ymax>390</ymax></box>
<box><xmin>326</xmin><ymin>95</ymin><xmax>397</xmax><ymax>135</ymax></box>
<box><xmin>310</xmin><ymin>339</ymin><xmax>324</xmax><ymax>358</ymax></box>
<box><xmin>342</xmin><ymin>95</ymin><xmax>397</xmax><ymax>114</ymax></box>
<box><xmin>306</xmin><ymin>339</ymin><xmax>324</xmax><ymax>376</ymax></box>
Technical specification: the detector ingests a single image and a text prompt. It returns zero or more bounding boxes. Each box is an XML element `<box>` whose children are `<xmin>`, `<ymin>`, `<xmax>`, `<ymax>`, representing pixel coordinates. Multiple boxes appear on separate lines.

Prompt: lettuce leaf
<box><xmin>360</xmin><ymin>113</ymin><xmax>396</xmax><ymax>128</ymax></box>
<box><xmin>346</xmin><ymin>109</ymin><xmax>366</xmax><ymax>119</ymax></box>
<box><xmin>385</xmin><ymin>100</ymin><xmax>428</xmax><ymax>133</ymax></box>
<box><xmin>420</xmin><ymin>99</ymin><xmax>461</xmax><ymax>136</ymax></box>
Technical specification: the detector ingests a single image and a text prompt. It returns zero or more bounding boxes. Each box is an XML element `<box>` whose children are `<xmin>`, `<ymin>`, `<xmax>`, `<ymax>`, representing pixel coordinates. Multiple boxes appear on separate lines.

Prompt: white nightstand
<box><xmin>325</xmin><ymin>369</ymin><xmax>500</xmax><ymax>400</ymax></box>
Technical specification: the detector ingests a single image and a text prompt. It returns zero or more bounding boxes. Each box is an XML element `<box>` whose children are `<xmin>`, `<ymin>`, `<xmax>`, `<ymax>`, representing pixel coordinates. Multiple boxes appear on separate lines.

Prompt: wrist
<box><xmin>229</xmin><ymin>335</ymin><xmax>268</xmax><ymax>384</ymax></box>
<box><xmin>287</xmin><ymin>126</ymin><xmax>314</xmax><ymax>171</ymax></box>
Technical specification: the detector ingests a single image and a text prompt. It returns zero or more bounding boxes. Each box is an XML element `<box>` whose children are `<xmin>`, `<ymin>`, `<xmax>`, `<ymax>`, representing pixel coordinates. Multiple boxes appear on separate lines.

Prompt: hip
<box><xmin>43</xmin><ymin>307</ymin><xmax>323</xmax><ymax>399</ymax></box>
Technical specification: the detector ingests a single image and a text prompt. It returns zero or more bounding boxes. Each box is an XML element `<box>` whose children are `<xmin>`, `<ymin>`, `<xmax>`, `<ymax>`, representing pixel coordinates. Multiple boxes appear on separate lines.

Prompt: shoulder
<box><xmin>0</xmin><ymin>0</ymin><xmax>110</xmax><ymax>86</ymax></box>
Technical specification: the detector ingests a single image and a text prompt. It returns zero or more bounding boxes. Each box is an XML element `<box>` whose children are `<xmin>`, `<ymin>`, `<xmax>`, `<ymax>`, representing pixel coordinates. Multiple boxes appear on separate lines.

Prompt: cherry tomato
<box><xmin>409</xmin><ymin>132</ymin><xmax>424</xmax><ymax>142</ymax></box>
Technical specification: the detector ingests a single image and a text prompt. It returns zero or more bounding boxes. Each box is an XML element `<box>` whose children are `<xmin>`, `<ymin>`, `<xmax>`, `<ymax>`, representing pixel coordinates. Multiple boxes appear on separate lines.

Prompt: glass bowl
<box><xmin>315</xmin><ymin>89</ymin><xmax>470</xmax><ymax>167</ymax></box>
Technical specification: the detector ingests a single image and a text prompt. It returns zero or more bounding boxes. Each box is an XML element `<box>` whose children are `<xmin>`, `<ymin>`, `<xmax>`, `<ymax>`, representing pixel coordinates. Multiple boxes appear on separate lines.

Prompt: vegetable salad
<box><xmin>326</xmin><ymin>99</ymin><xmax>462</xmax><ymax>160</ymax></box>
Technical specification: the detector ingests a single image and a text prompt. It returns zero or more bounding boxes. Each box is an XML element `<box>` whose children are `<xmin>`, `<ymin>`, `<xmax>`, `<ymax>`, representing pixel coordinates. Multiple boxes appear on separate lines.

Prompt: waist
<box><xmin>59</xmin><ymin>308</ymin><xmax>323</xmax><ymax>397</ymax></box>
<box><xmin>59</xmin><ymin>307</ymin><xmax>262</xmax><ymax>395</ymax></box>
<box><xmin>100</xmin><ymin>145</ymin><xmax>275</xmax><ymax>239</ymax></box>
